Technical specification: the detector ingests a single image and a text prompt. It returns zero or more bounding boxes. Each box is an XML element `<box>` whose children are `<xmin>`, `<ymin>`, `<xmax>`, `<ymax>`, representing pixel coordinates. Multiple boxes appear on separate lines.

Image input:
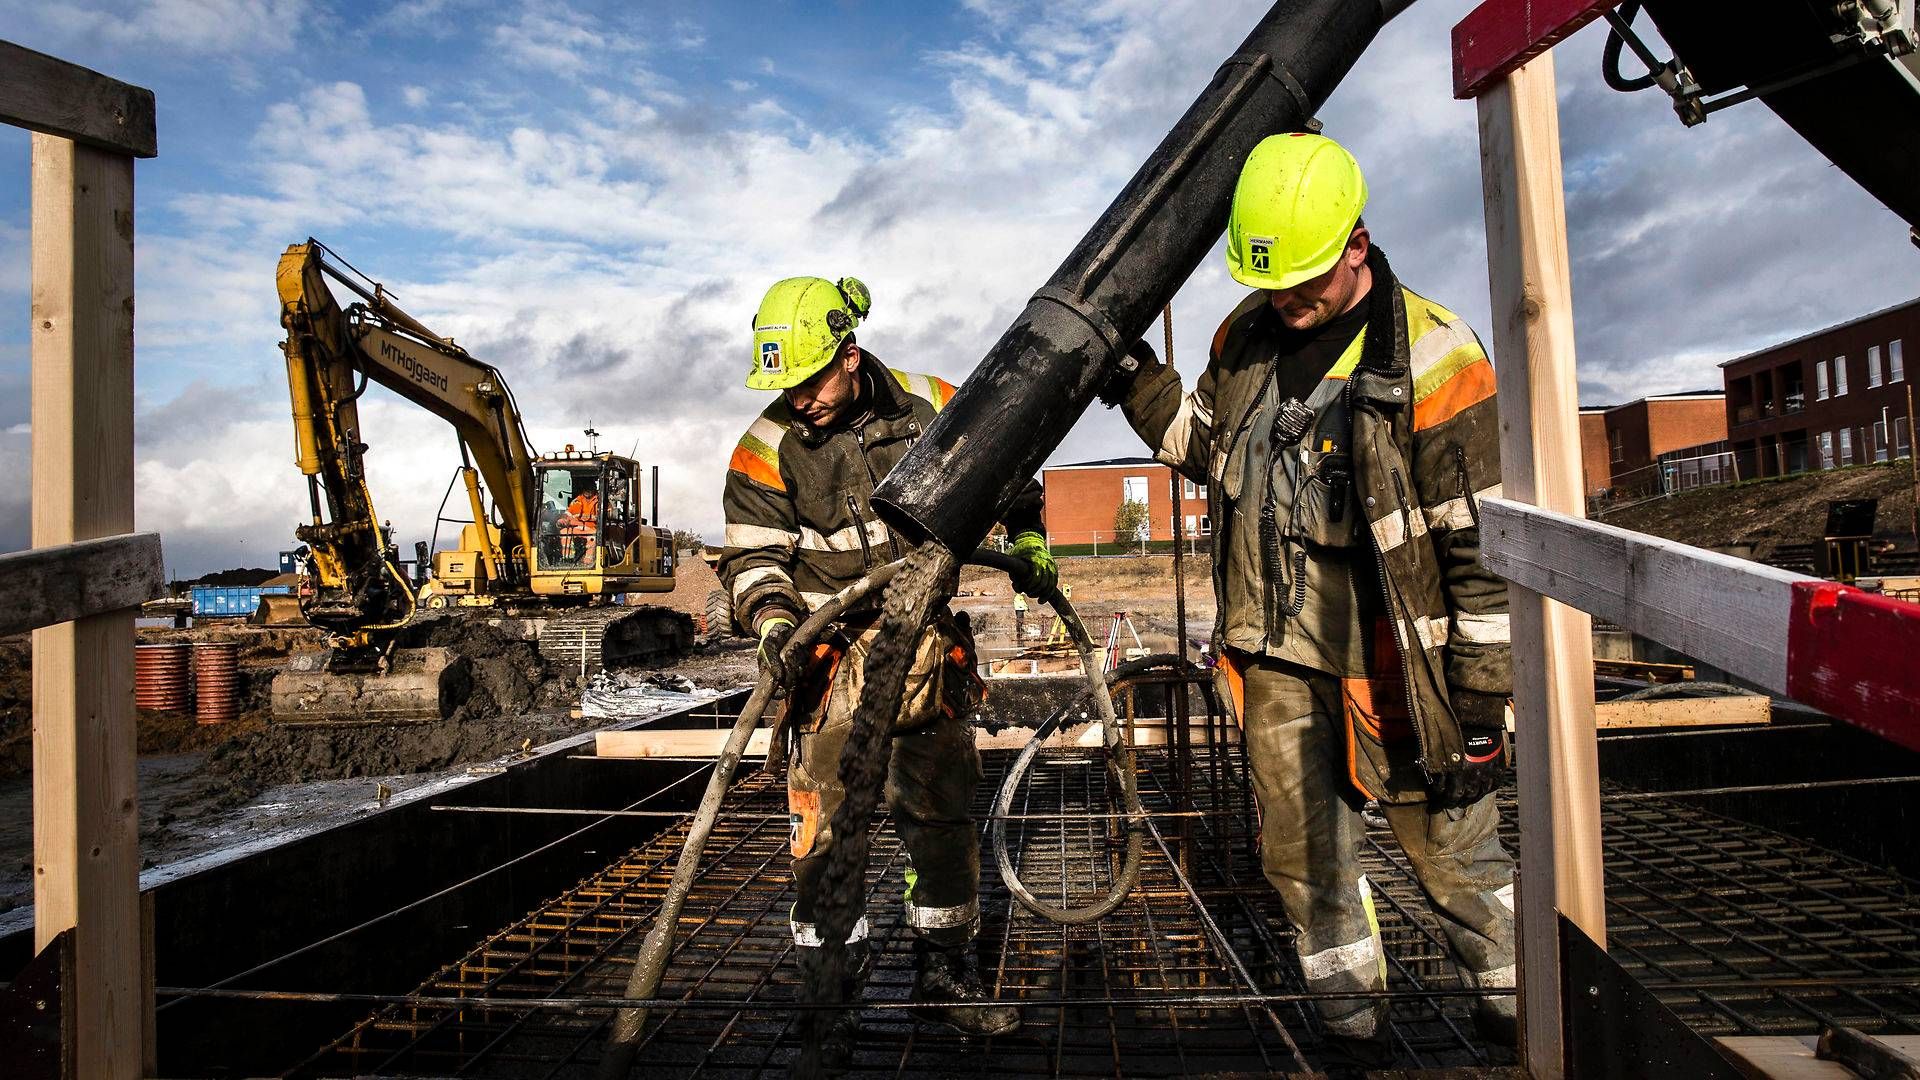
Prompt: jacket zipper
<box><xmin>846</xmin><ymin>495</ymin><xmax>875</xmax><ymax>570</ymax></box>
<box><xmin>1361</xmin><ymin>414</ymin><xmax>1434</xmax><ymax>774</ymax></box>
<box><xmin>852</xmin><ymin>425</ymin><xmax>902</xmax><ymax>561</ymax></box>
<box><xmin>1453</xmin><ymin>445</ymin><xmax>1481</xmax><ymax>530</ymax></box>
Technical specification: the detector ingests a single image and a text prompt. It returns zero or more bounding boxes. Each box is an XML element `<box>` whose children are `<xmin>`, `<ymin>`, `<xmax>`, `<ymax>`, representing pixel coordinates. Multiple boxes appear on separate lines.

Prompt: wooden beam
<box><xmin>31</xmin><ymin>132</ymin><xmax>142</xmax><ymax>1080</ymax></box>
<box><xmin>1452</xmin><ymin>0</ymin><xmax>1621</xmax><ymax>99</ymax></box>
<box><xmin>1474</xmin><ymin>50</ymin><xmax>1603</xmax><ymax>1080</ymax></box>
<box><xmin>0</xmin><ymin>41</ymin><xmax>157</xmax><ymax>158</ymax></box>
<box><xmin>1593</xmin><ymin>694</ymin><xmax>1769</xmax><ymax>729</ymax></box>
<box><xmin>0</xmin><ymin>533</ymin><xmax>164</xmax><ymax>637</ymax></box>
<box><xmin>1481</xmin><ymin>497</ymin><xmax>1801</xmax><ymax>691</ymax></box>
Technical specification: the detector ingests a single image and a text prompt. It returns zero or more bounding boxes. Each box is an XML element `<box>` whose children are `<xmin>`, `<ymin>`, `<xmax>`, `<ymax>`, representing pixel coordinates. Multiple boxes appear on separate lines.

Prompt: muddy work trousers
<box><xmin>787</xmin><ymin>625</ymin><xmax>985</xmax><ymax>949</ymax></box>
<box><xmin>1239</xmin><ymin>655</ymin><xmax>1516</xmax><ymax>1041</ymax></box>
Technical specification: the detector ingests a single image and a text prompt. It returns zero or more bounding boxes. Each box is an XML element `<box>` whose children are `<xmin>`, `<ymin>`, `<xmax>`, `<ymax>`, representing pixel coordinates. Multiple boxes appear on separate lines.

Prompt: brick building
<box><xmin>1575</xmin><ymin>392</ymin><xmax>1729</xmax><ymax>498</ymax></box>
<box><xmin>1040</xmin><ymin>458</ymin><xmax>1209</xmax><ymax>550</ymax></box>
<box><xmin>1723</xmin><ymin>298</ymin><xmax>1918</xmax><ymax>479</ymax></box>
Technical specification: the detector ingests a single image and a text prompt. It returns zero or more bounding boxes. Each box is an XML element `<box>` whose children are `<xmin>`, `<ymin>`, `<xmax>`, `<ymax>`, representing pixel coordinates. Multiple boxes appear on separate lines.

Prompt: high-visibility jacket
<box><xmin>1123</xmin><ymin>277</ymin><xmax>1510</xmax><ymax>781</ymax></box>
<box><xmin>720</xmin><ymin>350</ymin><xmax>1044</xmax><ymax>632</ymax></box>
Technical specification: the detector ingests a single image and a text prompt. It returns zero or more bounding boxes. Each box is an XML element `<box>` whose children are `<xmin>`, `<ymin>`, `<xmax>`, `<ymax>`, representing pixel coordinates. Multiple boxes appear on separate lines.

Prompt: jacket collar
<box><xmin>787</xmin><ymin>349</ymin><xmax>913</xmax><ymax>446</ymax></box>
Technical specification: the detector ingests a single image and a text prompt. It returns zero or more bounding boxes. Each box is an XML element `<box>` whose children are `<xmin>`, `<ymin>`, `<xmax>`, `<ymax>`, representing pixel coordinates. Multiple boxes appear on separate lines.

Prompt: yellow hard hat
<box><xmin>1225</xmin><ymin>133</ymin><xmax>1368</xmax><ymax>291</ymax></box>
<box><xmin>746</xmin><ymin>276</ymin><xmax>872</xmax><ymax>391</ymax></box>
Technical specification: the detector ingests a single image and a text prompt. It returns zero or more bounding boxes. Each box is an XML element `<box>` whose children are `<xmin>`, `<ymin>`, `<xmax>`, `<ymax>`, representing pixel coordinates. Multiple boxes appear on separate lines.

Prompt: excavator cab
<box><xmin>529</xmin><ymin>451</ymin><xmax>676</xmax><ymax>595</ymax></box>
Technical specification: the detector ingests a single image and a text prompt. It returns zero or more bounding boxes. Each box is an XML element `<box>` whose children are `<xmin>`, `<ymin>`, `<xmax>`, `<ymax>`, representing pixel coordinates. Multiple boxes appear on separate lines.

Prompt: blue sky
<box><xmin>2</xmin><ymin>0</ymin><xmax>1913</xmax><ymax>575</ymax></box>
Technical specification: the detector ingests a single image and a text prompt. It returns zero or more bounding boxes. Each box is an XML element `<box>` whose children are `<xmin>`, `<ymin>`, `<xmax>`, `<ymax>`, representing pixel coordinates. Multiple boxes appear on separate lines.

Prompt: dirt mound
<box><xmin>1600</xmin><ymin>461</ymin><xmax>1916</xmax><ymax>555</ymax></box>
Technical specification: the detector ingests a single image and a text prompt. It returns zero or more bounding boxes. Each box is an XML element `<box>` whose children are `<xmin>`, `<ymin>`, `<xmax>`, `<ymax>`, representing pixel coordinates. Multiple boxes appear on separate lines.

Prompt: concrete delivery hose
<box><xmin>598</xmin><ymin>549</ymin><xmax>1136</xmax><ymax>1077</ymax></box>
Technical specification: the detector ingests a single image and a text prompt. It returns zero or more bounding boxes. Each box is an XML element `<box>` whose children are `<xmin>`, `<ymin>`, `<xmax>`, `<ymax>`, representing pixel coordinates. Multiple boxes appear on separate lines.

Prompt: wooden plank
<box><xmin>596</xmin><ymin>728</ymin><xmax>774</xmax><ymax>758</ymax></box>
<box><xmin>30</xmin><ymin>133</ymin><xmax>142</xmax><ymax>1080</ymax></box>
<box><xmin>1593</xmin><ymin>695</ymin><xmax>1769</xmax><ymax>729</ymax></box>
<box><xmin>0</xmin><ymin>533</ymin><xmax>164</xmax><ymax>636</ymax></box>
<box><xmin>1473</xmin><ymin>51</ymin><xmax>1602</xmax><ymax>1080</ymax></box>
<box><xmin>1452</xmin><ymin>0</ymin><xmax>1621</xmax><ymax>99</ymax></box>
<box><xmin>1714</xmin><ymin>1036</ymin><xmax>1845</xmax><ymax>1080</ymax></box>
<box><xmin>0</xmin><ymin>41</ymin><xmax>157</xmax><ymax>158</ymax></box>
<box><xmin>1480</xmin><ymin>497</ymin><xmax>1803</xmax><ymax>693</ymax></box>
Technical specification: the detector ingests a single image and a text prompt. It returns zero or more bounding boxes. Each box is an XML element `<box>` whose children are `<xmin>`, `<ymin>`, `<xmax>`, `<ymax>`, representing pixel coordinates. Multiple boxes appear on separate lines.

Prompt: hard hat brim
<box><xmin>1227</xmin><ymin>242</ymin><xmax>1346</xmax><ymax>292</ymax></box>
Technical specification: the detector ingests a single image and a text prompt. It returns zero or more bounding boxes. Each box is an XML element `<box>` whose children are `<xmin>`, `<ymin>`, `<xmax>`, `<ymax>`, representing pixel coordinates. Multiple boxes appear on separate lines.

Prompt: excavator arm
<box><xmin>278</xmin><ymin>239</ymin><xmax>541</xmax><ymax>654</ymax></box>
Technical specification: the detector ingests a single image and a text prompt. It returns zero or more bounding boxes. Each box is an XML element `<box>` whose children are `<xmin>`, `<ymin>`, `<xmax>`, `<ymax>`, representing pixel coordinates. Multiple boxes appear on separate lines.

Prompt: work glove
<box><xmin>1006</xmin><ymin>531</ymin><xmax>1058</xmax><ymax>599</ymax></box>
<box><xmin>1433</xmin><ymin>689</ymin><xmax>1511</xmax><ymax>807</ymax></box>
<box><xmin>1097</xmin><ymin>338</ymin><xmax>1163</xmax><ymax>408</ymax></box>
<box><xmin>756</xmin><ymin>616</ymin><xmax>798</xmax><ymax>691</ymax></box>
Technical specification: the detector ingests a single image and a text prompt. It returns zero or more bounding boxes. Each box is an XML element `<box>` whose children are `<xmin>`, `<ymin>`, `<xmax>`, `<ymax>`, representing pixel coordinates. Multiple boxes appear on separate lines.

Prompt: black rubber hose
<box><xmin>596</xmin><ymin>561</ymin><xmax>903</xmax><ymax>1080</ymax></box>
<box><xmin>1602</xmin><ymin>1</ymin><xmax>1661</xmax><ymax>93</ymax></box>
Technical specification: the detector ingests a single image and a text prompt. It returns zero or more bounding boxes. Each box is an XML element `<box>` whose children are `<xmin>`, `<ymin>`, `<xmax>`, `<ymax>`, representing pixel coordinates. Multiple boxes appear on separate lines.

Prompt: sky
<box><xmin>1</xmin><ymin>0</ymin><xmax>1913</xmax><ymax>577</ymax></box>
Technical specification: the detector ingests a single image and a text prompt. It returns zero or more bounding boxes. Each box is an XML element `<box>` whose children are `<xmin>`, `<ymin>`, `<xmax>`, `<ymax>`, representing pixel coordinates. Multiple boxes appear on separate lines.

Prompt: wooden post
<box><xmin>31</xmin><ymin>132</ymin><xmax>142</xmax><ymax>1080</ymax></box>
<box><xmin>1474</xmin><ymin>51</ymin><xmax>1604</xmax><ymax>1080</ymax></box>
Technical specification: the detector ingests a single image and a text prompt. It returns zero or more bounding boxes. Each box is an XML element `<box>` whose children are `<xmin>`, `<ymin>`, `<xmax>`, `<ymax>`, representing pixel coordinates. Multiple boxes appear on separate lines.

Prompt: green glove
<box><xmin>1007</xmin><ymin>531</ymin><xmax>1057</xmax><ymax>598</ymax></box>
<box><xmin>756</xmin><ymin>616</ymin><xmax>797</xmax><ymax>689</ymax></box>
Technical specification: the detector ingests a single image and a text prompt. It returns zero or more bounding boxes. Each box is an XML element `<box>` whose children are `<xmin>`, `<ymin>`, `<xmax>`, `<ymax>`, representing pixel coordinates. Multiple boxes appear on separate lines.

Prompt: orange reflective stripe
<box><xmin>1412</xmin><ymin>356</ymin><xmax>1496</xmax><ymax>431</ymax></box>
<box><xmin>728</xmin><ymin>444</ymin><xmax>786</xmax><ymax>492</ymax></box>
<box><xmin>932</xmin><ymin>377</ymin><xmax>957</xmax><ymax>409</ymax></box>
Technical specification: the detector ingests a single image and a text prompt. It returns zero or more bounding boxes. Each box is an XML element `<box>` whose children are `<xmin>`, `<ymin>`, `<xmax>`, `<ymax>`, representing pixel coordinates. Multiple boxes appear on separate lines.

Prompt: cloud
<box><xmin>4</xmin><ymin>0</ymin><xmax>1910</xmax><ymax>573</ymax></box>
<box><xmin>2</xmin><ymin>0</ymin><xmax>310</xmax><ymax>57</ymax></box>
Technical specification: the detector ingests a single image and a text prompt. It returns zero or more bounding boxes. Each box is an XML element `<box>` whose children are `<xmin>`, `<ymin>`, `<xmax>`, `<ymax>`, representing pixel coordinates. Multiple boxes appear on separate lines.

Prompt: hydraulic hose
<box><xmin>1602</xmin><ymin>1</ymin><xmax>1662</xmax><ymax>93</ymax></box>
<box><xmin>975</xmin><ymin>552</ymin><xmax>1144</xmax><ymax>925</ymax></box>
<box><xmin>596</xmin><ymin>560</ymin><xmax>902</xmax><ymax>1080</ymax></box>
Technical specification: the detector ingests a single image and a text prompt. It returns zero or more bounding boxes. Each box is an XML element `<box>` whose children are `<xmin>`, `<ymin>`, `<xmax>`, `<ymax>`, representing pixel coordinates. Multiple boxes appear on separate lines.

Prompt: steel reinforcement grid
<box><xmin>282</xmin><ymin>728</ymin><xmax>1919</xmax><ymax>1077</ymax></box>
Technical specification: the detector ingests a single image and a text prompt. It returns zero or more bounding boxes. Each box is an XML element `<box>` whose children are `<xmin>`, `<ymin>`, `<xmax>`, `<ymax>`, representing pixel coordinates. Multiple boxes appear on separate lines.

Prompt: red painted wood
<box><xmin>1452</xmin><ymin>0</ymin><xmax>1622</xmax><ymax>99</ymax></box>
<box><xmin>1785</xmin><ymin>581</ymin><xmax>1920</xmax><ymax>752</ymax></box>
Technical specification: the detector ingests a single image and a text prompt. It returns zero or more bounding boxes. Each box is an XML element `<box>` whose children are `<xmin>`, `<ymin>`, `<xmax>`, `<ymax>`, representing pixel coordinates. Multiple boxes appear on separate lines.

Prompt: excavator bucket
<box><xmin>270</xmin><ymin>647</ymin><xmax>472</xmax><ymax>725</ymax></box>
<box><xmin>251</xmin><ymin>594</ymin><xmax>307</xmax><ymax>626</ymax></box>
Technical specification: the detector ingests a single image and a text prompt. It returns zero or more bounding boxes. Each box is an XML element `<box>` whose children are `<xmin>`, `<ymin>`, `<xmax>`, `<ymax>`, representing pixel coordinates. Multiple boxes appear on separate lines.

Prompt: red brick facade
<box><xmin>1574</xmin><ymin>395</ymin><xmax>1728</xmax><ymax>497</ymax></box>
<box><xmin>1040</xmin><ymin>459</ymin><xmax>1210</xmax><ymax>547</ymax></box>
<box><xmin>1723</xmin><ymin>298</ymin><xmax>1919</xmax><ymax>478</ymax></box>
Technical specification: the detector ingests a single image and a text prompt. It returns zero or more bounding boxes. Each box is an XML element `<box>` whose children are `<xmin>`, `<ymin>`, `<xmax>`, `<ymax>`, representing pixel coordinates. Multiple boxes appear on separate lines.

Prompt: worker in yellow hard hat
<box><xmin>1100</xmin><ymin>132</ymin><xmax>1518</xmax><ymax>1064</ymax></box>
<box><xmin>719</xmin><ymin>276</ymin><xmax>1054</xmax><ymax>1056</ymax></box>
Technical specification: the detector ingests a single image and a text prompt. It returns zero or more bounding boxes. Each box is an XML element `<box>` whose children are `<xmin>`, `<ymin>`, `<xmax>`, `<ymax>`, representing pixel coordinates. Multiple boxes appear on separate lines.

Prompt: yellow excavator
<box><xmin>270</xmin><ymin>239</ymin><xmax>691</xmax><ymax>722</ymax></box>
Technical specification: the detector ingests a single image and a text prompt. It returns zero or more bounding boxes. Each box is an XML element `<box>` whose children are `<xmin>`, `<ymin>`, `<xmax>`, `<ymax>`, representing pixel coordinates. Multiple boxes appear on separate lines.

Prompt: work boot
<box><xmin>911</xmin><ymin>939</ymin><xmax>1020</xmax><ymax>1037</ymax></box>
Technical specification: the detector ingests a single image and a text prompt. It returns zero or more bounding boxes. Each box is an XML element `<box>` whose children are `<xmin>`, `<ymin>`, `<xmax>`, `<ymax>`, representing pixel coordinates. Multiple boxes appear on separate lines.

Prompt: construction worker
<box><xmin>1011</xmin><ymin>588</ymin><xmax>1029</xmax><ymax>643</ymax></box>
<box><xmin>1100</xmin><ymin>134</ymin><xmax>1517</xmax><ymax>1062</ymax></box>
<box><xmin>558</xmin><ymin>479</ymin><xmax>599</xmax><ymax>564</ymax></box>
<box><xmin>719</xmin><ymin>276</ymin><xmax>1055</xmax><ymax>1043</ymax></box>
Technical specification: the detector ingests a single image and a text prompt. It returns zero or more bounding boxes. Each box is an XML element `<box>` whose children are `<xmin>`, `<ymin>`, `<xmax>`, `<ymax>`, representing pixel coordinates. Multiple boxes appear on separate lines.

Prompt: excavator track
<box><xmin>532</xmin><ymin>605</ymin><xmax>694</xmax><ymax>675</ymax></box>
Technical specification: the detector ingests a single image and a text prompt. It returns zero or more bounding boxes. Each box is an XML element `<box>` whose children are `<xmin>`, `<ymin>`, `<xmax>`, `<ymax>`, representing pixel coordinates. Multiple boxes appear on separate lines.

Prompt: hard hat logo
<box><xmin>1248</xmin><ymin>237</ymin><xmax>1273</xmax><ymax>274</ymax></box>
<box><xmin>760</xmin><ymin>341</ymin><xmax>783</xmax><ymax>373</ymax></box>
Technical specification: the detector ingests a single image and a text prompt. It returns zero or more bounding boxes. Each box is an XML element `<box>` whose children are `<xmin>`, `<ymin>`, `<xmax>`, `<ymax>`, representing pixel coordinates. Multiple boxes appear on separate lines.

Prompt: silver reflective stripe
<box><xmin>1369</xmin><ymin>507</ymin><xmax>1427</xmax><ymax>553</ymax></box>
<box><xmin>746</xmin><ymin>415</ymin><xmax>788</xmax><ymax>450</ymax></box>
<box><xmin>1321</xmin><ymin>1007</ymin><xmax>1379</xmax><ymax>1038</ymax></box>
<box><xmin>799</xmin><ymin>519</ymin><xmax>891</xmax><ymax>553</ymax></box>
<box><xmin>725</xmin><ymin>523</ymin><xmax>799</xmax><ymax>550</ymax></box>
<box><xmin>1493</xmin><ymin>882</ymin><xmax>1515</xmax><ymax>913</ymax></box>
<box><xmin>1454</xmin><ymin>611</ymin><xmax>1511</xmax><ymax>645</ymax></box>
<box><xmin>905</xmin><ymin>898</ymin><xmax>980</xmax><ymax>930</ymax></box>
<box><xmin>1299</xmin><ymin>934</ymin><xmax>1381</xmax><ymax>982</ymax></box>
<box><xmin>1472</xmin><ymin>963</ymin><xmax>1517</xmax><ymax>989</ymax></box>
<box><xmin>731</xmin><ymin>564</ymin><xmax>792</xmax><ymax>600</ymax></box>
<box><xmin>1155</xmin><ymin>391</ymin><xmax>1212</xmax><ymax>469</ymax></box>
<box><xmin>1412</xmin><ymin>615</ymin><xmax>1447</xmax><ymax>652</ymax></box>
<box><xmin>799</xmin><ymin>590</ymin><xmax>835</xmax><ymax>612</ymax></box>
<box><xmin>1409</xmin><ymin>317</ymin><xmax>1480</xmax><ymax>379</ymax></box>
<box><xmin>791</xmin><ymin>915</ymin><xmax>870</xmax><ymax>947</ymax></box>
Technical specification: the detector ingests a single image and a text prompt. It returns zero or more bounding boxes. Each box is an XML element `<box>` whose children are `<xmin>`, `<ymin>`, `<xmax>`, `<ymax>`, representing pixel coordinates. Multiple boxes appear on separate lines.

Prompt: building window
<box><xmin>1839</xmin><ymin>427</ymin><xmax>1853</xmax><ymax>465</ymax></box>
<box><xmin>1898</xmin><ymin>416</ymin><xmax>1912</xmax><ymax>459</ymax></box>
<box><xmin>1122</xmin><ymin>475</ymin><xmax>1149</xmax><ymax>504</ymax></box>
<box><xmin>1834</xmin><ymin>355</ymin><xmax>1849</xmax><ymax>396</ymax></box>
<box><xmin>1816</xmin><ymin>361</ymin><xmax>1829</xmax><ymax>400</ymax></box>
<box><xmin>1869</xmin><ymin>345</ymin><xmax>1884</xmax><ymax>388</ymax></box>
<box><xmin>1609</xmin><ymin>428</ymin><xmax>1624</xmax><ymax>464</ymax></box>
<box><xmin>1820</xmin><ymin>431</ymin><xmax>1834</xmax><ymax>469</ymax></box>
<box><xmin>1893</xmin><ymin>340</ymin><xmax>1906</xmax><ymax>383</ymax></box>
<box><xmin>1182</xmin><ymin>478</ymin><xmax>1207</xmax><ymax>500</ymax></box>
<box><xmin>1875</xmin><ymin>419</ymin><xmax>1890</xmax><ymax>462</ymax></box>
